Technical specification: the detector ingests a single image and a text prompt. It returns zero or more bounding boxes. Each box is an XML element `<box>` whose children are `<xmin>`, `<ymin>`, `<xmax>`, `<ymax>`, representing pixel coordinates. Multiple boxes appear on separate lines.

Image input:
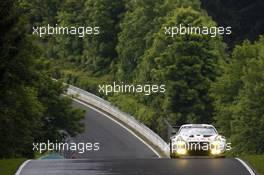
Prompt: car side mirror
<box><xmin>171</xmin><ymin>126</ymin><xmax>180</xmax><ymax>135</ymax></box>
<box><xmin>218</xmin><ymin>132</ymin><xmax>224</xmax><ymax>136</ymax></box>
<box><xmin>171</xmin><ymin>129</ymin><xmax>177</xmax><ymax>135</ymax></box>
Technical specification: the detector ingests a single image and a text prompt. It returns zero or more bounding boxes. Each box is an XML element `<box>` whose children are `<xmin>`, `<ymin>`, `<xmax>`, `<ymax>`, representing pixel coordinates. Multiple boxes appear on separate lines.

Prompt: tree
<box><xmin>82</xmin><ymin>0</ymin><xmax>124</xmax><ymax>74</ymax></box>
<box><xmin>54</xmin><ymin>0</ymin><xmax>86</xmax><ymax>65</ymax></box>
<box><xmin>0</xmin><ymin>0</ymin><xmax>43</xmax><ymax>158</ymax></box>
<box><xmin>36</xmin><ymin>75</ymin><xmax>84</xmax><ymax>141</ymax></box>
<box><xmin>21</xmin><ymin>0</ymin><xmax>62</xmax><ymax>59</ymax></box>
<box><xmin>116</xmin><ymin>0</ymin><xmax>196</xmax><ymax>81</ymax></box>
<box><xmin>211</xmin><ymin>37</ymin><xmax>264</xmax><ymax>154</ymax></box>
<box><xmin>0</xmin><ymin>0</ymin><xmax>84</xmax><ymax>158</ymax></box>
<box><xmin>116</xmin><ymin>0</ymin><xmax>162</xmax><ymax>80</ymax></box>
<box><xmin>138</xmin><ymin>4</ymin><xmax>226</xmax><ymax>125</ymax></box>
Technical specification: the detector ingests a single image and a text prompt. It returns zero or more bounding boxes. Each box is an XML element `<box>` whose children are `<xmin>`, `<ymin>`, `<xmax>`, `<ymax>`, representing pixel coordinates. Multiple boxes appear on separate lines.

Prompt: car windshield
<box><xmin>179</xmin><ymin>127</ymin><xmax>216</xmax><ymax>136</ymax></box>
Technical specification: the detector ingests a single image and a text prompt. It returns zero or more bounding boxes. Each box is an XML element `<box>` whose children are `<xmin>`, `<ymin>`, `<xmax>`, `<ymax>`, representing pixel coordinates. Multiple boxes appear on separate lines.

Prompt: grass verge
<box><xmin>241</xmin><ymin>155</ymin><xmax>264</xmax><ymax>175</ymax></box>
<box><xmin>0</xmin><ymin>158</ymin><xmax>26</xmax><ymax>175</ymax></box>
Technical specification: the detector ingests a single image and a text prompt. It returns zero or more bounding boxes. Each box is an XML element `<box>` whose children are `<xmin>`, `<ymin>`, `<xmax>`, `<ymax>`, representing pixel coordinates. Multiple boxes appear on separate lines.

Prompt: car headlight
<box><xmin>176</xmin><ymin>140</ymin><xmax>186</xmax><ymax>147</ymax></box>
<box><xmin>210</xmin><ymin>135</ymin><xmax>226</xmax><ymax>155</ymax></box>
<box><xmin>174</xmin><ymin>137</ymin><xmax>187</xmax><ymax>148</ymax></box>
<box><xmin>176</xmin><ymin>148</ymin><xmax>187</xmax><ymax>155</ymax></box>
<box><xmin>174</xmin><ymin>137</ymin><xmax>187</xmax><ymax>155</ymax></box>
<box><xmin>211</xmin><ymin>140</ymin><xmax>221</xmax><ymax>147</ymax></box>
<box><xmin>211</xmin><ymin>149</ymin><xmax>221</xmax><ymax>155</ymax></box>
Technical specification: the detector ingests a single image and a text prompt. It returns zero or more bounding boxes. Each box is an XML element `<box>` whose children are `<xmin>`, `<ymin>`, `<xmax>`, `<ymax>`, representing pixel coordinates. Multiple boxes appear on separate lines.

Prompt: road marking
<box><xmin>73</xmin><ymin>98</ymin><xmax>162</xmax><ymax>158</ymax></box>
<box><xmin>235</xmin><ymin>158</ymin><xmax>255</xmax><ymax>175</ymax></box>
<box><xmin>15</xmin><ymin>159</ymin><xmax>31</xmax><ymax>175</ymax></box>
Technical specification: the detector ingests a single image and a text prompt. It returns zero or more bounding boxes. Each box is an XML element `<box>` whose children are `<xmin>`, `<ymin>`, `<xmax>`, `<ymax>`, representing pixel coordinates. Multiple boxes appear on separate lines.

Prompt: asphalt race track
<box><xmin>71</xmin><ymin>100</ymin><xmax>157</xmax><ymax>159</ymax></box>
<box><xmin>17</xmin><ymin>100</ymin><xmax>254</xmax><ymax>175</ymax></box>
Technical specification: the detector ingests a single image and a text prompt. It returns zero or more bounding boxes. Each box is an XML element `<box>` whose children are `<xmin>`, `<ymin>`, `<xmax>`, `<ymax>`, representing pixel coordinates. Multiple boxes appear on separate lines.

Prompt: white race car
<box><xmin>169</xmin><ymin>124</ymin><xmax>227</xmax><ymax>158</ymax></box>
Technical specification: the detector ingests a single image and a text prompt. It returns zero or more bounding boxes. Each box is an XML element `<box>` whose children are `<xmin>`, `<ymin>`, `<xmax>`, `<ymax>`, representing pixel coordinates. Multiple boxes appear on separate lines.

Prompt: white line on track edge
<box><xmin>15</xmin><ymin>159</ymin><xmax>31</xmax><ymax>175</ymax></box>
<box><xmin>235</xmin><ymin>158</ymin><xmax>255</xmax><ymax>175</ymax></box>
<box><xmin>73</xmin><ymin>98</ymin><xmax>162</xmax><ymax>158</ymax></box>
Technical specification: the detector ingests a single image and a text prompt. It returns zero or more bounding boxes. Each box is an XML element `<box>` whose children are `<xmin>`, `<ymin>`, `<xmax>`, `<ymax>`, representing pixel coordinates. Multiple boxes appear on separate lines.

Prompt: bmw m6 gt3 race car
<box><xmin>169</xmin><ymin>124</ymin><xmax>227</xmax><ymax>158</ymax></box>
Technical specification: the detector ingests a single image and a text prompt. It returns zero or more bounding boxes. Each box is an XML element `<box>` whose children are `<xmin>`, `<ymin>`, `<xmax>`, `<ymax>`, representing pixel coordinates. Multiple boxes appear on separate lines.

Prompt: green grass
<box><xmin>241</xmin><ymin>155</ymin><xmax>264</xmax><ymax>175</ymax></box>
<box><xmin>0</xmin><ymin>158</ymin><xmax>26</xmax><ymax>175</ymax></box>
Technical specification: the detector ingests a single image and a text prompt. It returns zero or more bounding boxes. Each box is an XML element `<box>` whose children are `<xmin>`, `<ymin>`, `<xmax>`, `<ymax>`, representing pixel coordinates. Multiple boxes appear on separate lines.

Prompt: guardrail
<box><xmin>66</xmin><ymin>84</ymin><xmax>170</xmax><ymax>157</ymax></box>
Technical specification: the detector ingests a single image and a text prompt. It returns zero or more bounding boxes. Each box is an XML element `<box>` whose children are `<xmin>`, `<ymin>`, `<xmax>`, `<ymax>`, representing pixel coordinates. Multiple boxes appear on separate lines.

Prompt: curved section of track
<box><xmin>17</xmin><ymin>100</ymin><xmax>254</xmax><ymax>175</ymax></box>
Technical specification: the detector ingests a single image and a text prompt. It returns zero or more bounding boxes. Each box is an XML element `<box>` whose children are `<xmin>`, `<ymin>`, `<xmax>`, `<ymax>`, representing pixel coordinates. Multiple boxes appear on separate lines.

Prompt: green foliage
<box><xmin>0</xmin><ymin>0</ymin><xmax>84</xmax><ymax>158</ymax></box>
<box><xmin>116</xmin><ymin>0</ymin><xmax>162</xmax><ymax>80</ymax></box>
<box><xmin>116</xmin><ymin>0</ymin><xmax>200</xmax><ymax>81</ymax></box>
<box><xmin>0</xmin><ymin>0</ymin><xmax>43</xmax><ymax>158</ymax></box>
<box><xmin>109</xmin><ymin>94</ymin><xmax>155</xmax><ymax>126</ymax></box>
<box><xmin>109</xmin><ymin>93</ymin><xmax>169</xmax><ymax>138</ymax></box>
<box><xmin>21</xmin><ymin>0</ymin><xmax>60</xmax><ymax>25</ymax></box>
<box><xmin>21</xmin><ymin>0</ymin><xmax>62</xmax><ymax>59</ymax></box>
<box><xmin>211</xmin><ymin>37</ymin><xmax>264</xmax><ymax>154</ymax></box>
<box><xmin>138</xmin><ymin>5</ymin><xmax>226</xmax><ymax>125</ymax></box>
<box><xmin>51</xmin><ymin>59</ymin><xmax>113</xmax><ymax>95</ymax></box>
<box><xmin>23</xmin><ymin>0</ymin><xmax>125</xmax><ymax>75</ymax></box>
<box><xmin>82</xmin><ymin>0</ymin><xmax>124</xmax><ymax>74</ymax></box>
<box><xmin>36</xmin><ymin>77</ymin><xmax>84</xmax><ymax>141</ymax></box>
<box><xmin>54</xmin><ymin>0</ymin><xmax>86</xmax><ymax>64</ymax></box>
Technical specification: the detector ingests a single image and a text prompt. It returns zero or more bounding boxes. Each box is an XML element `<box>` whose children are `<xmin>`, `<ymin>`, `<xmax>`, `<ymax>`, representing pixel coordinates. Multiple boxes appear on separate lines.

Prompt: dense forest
<box><xmin>0</xmin><ymin>1</ymin><xmax>84</xmax><ymax>158</ymax></box>
<box><xmin>1</xmin><ymin>0</ymin><xmax>264</xmax><ymax>158</ymax></box>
